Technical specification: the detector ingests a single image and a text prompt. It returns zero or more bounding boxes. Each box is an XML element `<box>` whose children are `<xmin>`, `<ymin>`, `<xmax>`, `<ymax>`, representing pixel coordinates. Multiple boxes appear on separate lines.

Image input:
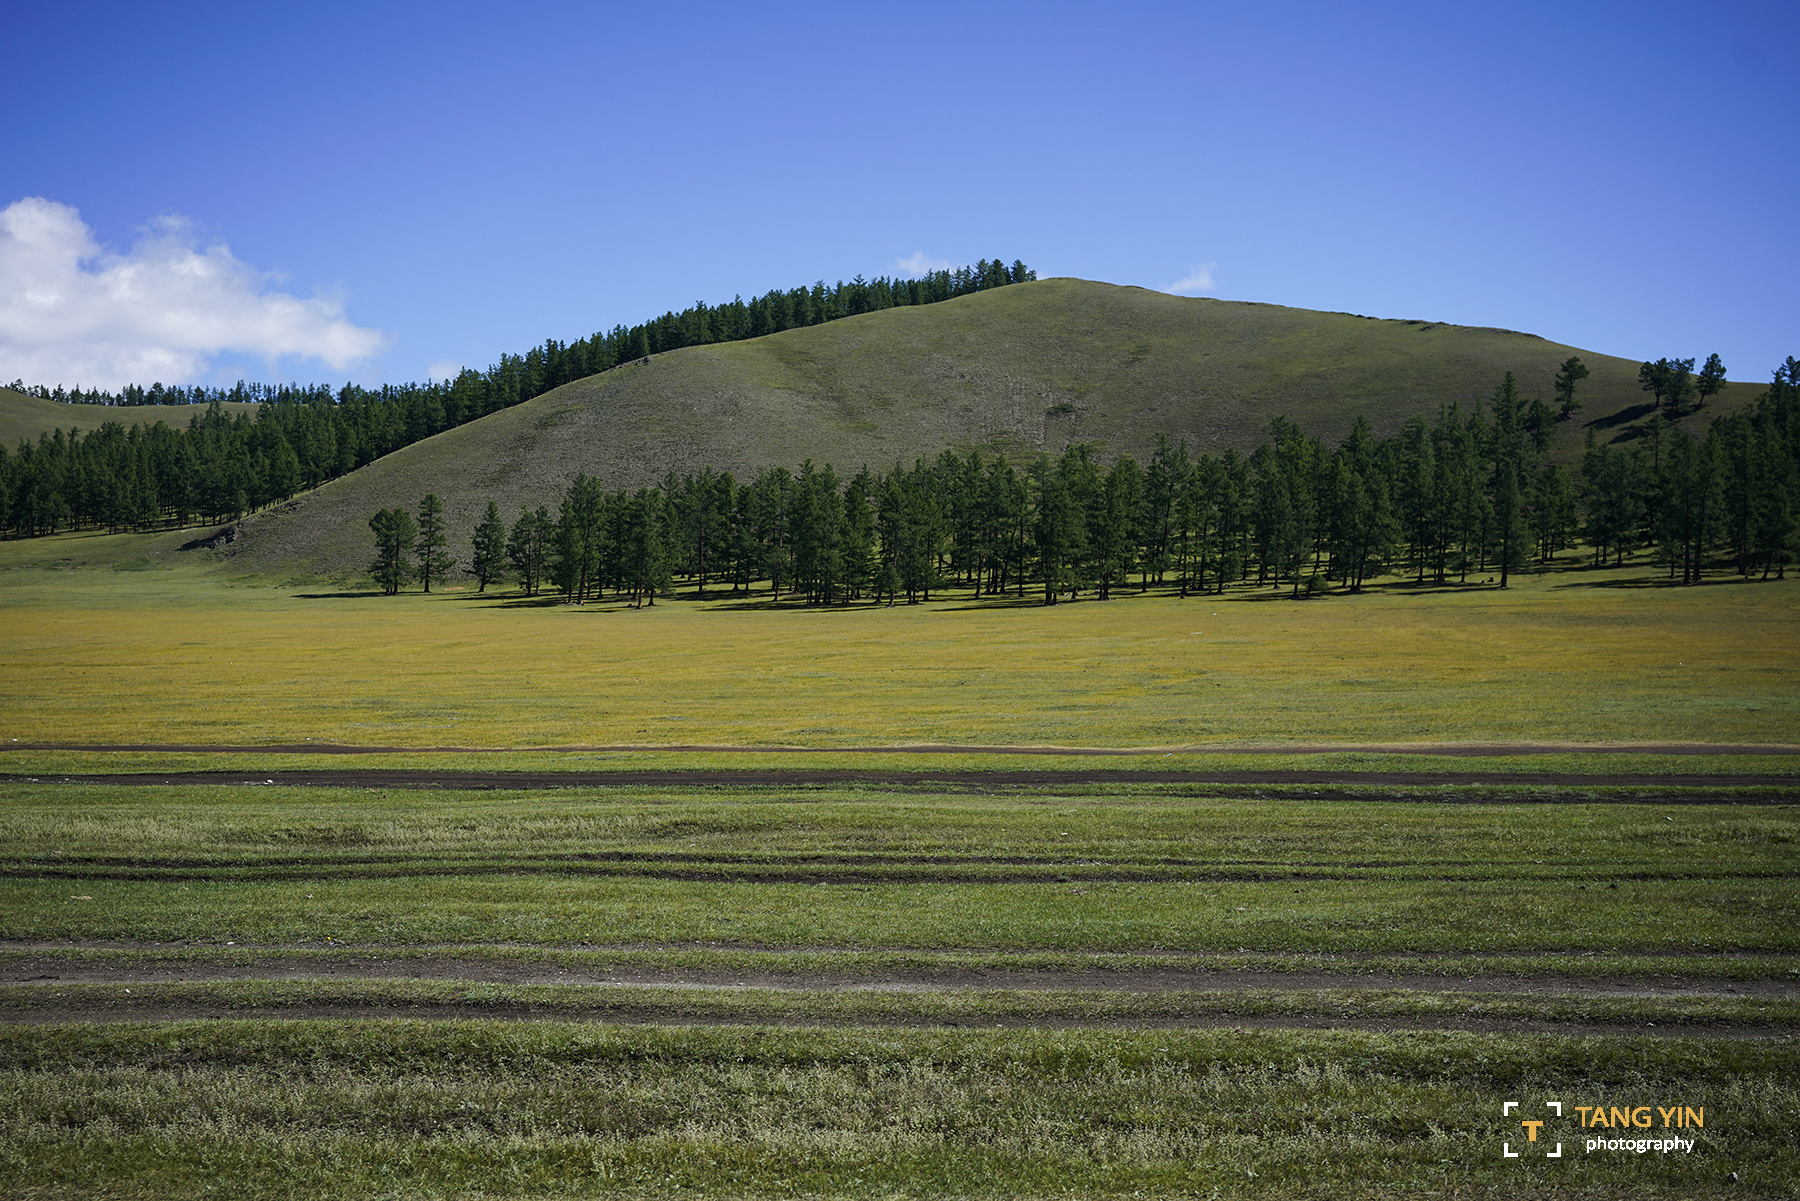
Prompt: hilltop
<box><xmin>215</xmin><ymin>279</ymin><xmax>1760</xmax><ymax>577</ymax></box>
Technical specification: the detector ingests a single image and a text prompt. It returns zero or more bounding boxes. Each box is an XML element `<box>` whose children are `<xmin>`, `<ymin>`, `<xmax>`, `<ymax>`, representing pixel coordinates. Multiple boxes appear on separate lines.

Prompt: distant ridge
<box><xmin>219</xmin><ymin>278</ymin><xmax>1761</xmax><ymax>577</ymax></box>
<box><xmin>0</xmin><ymin>386</ymin><xmax>260</xmax><ymax>448</ymax></box>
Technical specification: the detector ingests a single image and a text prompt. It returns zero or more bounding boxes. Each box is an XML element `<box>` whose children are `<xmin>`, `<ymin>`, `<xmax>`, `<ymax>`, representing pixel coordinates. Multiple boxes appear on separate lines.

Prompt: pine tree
<box><xmin>1554</xmin><ymin>356</ymin><xmax>1590</xmax><ymax>420</ymax></box>
<box><xmin>368</xmin><ymin>507</ymin><xmax>416</xmax><ymax>595</ymax></box>
<box><xmin>553</xmin><ymin>474</ymin><xmax>605</xmax><ymax>602</ymax></box>
<box><xmin>1031</xmin><ymin>454</ymin><xmax>1084</xmax><ymax>604</ymax></box>
<box><xmin>1696</xmin><ymin>353</ymin><xmax>1727</xmax><ymax>408</ymax></box>
<box><xmin>469</xmin><ymin>500</ymin><xmax>508</xmax><ymax>591</ymax></box>
<box><xmin>1093</xmin><ymin>456</ymin><xmax>1143</xmax><ymax>599</ymax></box>
<box><xmin>506</xmin><ymin>506</ymin><xmax>553</xmax><ymax>596</ymax></box>
<box><xmin>414</xmin><ymin>494</ymin><xmax>454</xmax><ymax>593</ymax></box>
<box><xmin>1663</xmin><ymin>357</ymin><xmax>1697</xmax><ymax>415</ymax></box>
<box><xmin>842</xmin><ymin>466</ymin><xmax>878</xmax><ymax>600</ymax></box>
<box><xmin>621</xmin><ymin>487</ymin><xmax>671</xmax><ymax>606</ymax></box>
<box><xmin>1490</xmin><ymin>461</ymin><xmax>1527</xmax><ymax>587</ymax></box>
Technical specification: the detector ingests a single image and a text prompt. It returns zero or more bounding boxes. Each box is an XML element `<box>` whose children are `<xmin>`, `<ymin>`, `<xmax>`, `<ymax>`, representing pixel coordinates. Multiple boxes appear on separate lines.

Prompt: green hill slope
<box><xmin>227</xmin><ymin>278</ymin><xmax>1762</xmax><ymax>578</ymax></box>
<box><xmin>0</xmin><ymin>387</ymin><xmax>261</xmax><ymax>448</ymax></box>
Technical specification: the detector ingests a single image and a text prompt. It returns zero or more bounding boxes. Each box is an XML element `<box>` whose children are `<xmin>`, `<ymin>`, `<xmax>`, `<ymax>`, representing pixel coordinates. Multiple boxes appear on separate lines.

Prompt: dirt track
<box><xmin>3</xmin><ymin>768</ymin><xmax>1795</xmax><ymax>797</ymax></box>
<box><xmin>5</xmin><ymin>949</ymin><xmax>1793</xmax><ymax>1037</ymax></box>
<box><xmin>9</xmin><ymin>740</ymin><xmax>1800</xmax><ymax>755</ymax></box>
<box><xmin>5</xmin><ymin>742</ymin><xmax>1792</xmax><ymax>1035</ymax></box>
<box><xmin>7</xmin><ymin>950</ymin><xmax>1792</xmax><ymax>997</ymax></box>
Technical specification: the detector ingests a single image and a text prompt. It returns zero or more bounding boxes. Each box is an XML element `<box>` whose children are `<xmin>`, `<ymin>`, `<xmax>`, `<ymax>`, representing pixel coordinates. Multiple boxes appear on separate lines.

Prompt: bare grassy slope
<box><xmin>227</xmin><ymin>279</ymin><xmax>1760</xmax><ymax>577</ymax></box>
<box><xmin>0</xmin><ymin>387</ymin><xmax>260</xmax><ymax>448</ymax></box>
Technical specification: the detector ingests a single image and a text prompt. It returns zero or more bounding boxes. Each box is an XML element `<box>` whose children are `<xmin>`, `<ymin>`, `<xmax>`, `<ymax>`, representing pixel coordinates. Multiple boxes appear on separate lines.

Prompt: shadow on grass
<box><xmin>1528</xmin><ymin>557</ymin><xmax>1609</xmax><ymax>576</ymax></box>
<box><xmin>1552</xmin><ymin>574</ymin><xmax>1761</xmax><ymax>591</ymax></box>
<box><xmin>1356</xmin><ymin>583</ymin><xmax>1492</xmax><ymax>598</ymax></box>
<box><xmin>293</xmin><ymin>589</ymin><xmax>389</xmax><ymax>599</ymax></box>
<box><xmin>701</xmin><ymin>596</ymin><xmax>892</xmax><ymax>614</ymax></box>
<box><xmin>934</xmin><ymin>596</ymin><xmax>1053</xmax><ymax>611</ymax></box>
<box><xmin>1586</xmin><ymin>402</ymin><xmax>1658</xmax><ymax>432</ymax></box>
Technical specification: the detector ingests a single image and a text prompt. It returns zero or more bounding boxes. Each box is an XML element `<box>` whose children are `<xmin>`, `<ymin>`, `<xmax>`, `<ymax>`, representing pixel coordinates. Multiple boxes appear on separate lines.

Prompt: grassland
<box><xmin>7</xmin><ymin>1023</ymin><xmax>1794</xmax><ymax>1199</ymax></box>
<box><xmin>3</xmin><ymin>531</ymin><xmax>1797</xmax><ymax>752</ymax></box>
<box><xmin>4</xmin><ymin>782</ymin><xmax>1796</xmax><ymax>952</ymax></box>
<box><xmin>214</xmin><ymin>279</ymin><xmax>1768</xmax><ymax>578</ymax></box>
<box><xmin>3</xmin><ymin>532</ymin><xmax>1796</xmax><ymax>1196</ymax></box>
<box><xmin>2</xmin><ymin>777</ymin><xmax>1796</xmax><ymax>1197</ymax></box>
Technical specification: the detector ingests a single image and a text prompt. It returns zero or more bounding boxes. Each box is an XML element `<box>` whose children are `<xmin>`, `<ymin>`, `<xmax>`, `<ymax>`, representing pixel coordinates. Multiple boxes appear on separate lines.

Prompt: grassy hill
<box><xmin>0</xmin><ymin>386</ymin><xmax>261</xmax><ymax>448</ymax></box>
<box><xmin>216</xmin><ymin>278</ymin><xmax>1763</xmax><ymax>578</ymax></box>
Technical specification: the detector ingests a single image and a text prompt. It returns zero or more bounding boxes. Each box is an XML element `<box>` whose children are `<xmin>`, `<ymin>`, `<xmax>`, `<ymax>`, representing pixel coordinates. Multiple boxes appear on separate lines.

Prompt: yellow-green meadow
<box><xmin>2</xmin><ymin>530</ymin><xmax>1797</xmax><ymax>750</ymax></box>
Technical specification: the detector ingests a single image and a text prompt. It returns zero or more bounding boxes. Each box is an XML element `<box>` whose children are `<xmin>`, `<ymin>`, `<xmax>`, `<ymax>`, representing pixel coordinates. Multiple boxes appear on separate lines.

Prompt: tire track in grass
<box><xmin>3</xmin><ymin>768</ymin><xmax>1797</xmax><ymax>794</ymax></box>
<box><xmin>10</xmin><ymin>740</ymin><xmax>1800</xmax><ymax>754</ymax></box>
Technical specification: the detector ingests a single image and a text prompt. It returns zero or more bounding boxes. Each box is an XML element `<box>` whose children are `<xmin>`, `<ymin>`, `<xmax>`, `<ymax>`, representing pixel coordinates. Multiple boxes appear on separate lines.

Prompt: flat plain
<box><xmin>2</xmin><ymin>535</ymin><xmax>1797</xmax><ymax>1198</ymax></box>
<box><xmin>3</xmin><ymin>526</ymin><xmax>1798</xmax><ymax>751</ymax></box>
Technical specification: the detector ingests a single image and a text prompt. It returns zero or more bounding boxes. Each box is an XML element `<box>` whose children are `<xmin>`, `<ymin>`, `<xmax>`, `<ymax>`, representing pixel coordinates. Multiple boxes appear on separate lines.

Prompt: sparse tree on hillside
<box><xmin>469</xmin><ymin>500</ymin><xmax>508</xmax><ymax>591</ymax></box>
<box><xmin>1639</xmin><ymin>359</ymin><xmax>1673</xmax><ymax>410</ymax></box>
<box><xmin>1663</xmin><ymin>356</ymin><xmax>1697</xmax><ymax>414</ymax></box>
<box><xmin>414</xmin><ymin>493</ymin><xmax>454</xmax><ymax>593</ymax></box>
<box><xmin>1697</xmin><ymin>353</ymin><xmax>1727</xmax><ymax>408</ymax></box>
<box><xmin>369</xmin><ymin>506</ymin><xmax>416</xmax><ymax>595</ymax></box>
<box><xmin>1554</xmin><ymin>356</ymin><xmax>1589</xmax><ymax>420</ymax></box>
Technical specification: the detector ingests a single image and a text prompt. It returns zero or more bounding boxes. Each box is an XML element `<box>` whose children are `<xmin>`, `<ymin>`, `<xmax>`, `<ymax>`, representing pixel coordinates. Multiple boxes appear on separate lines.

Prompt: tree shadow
<box><xmin>934</xmin><ymin>596</ymin><xmax>1055</xmax><ymax>611</ymax></box>
<box><xmin>1553</xmin><ymin>573</ymin><xmax>1761</xmax><ymax>590</ymax></box>
<box><xmin>1379</xmin><ymin>583</ymin><xmax>1499</xmax><ymax>596</ymax></box>
<box><xmin>293</xmin><ymin>588</ymin><xmax>554</xmax><ymax>602</ymax></box>
<box><xmin>1585</xmin><ymin>402</ymin><xmax>1657</xmax><ymax>431</ymax></box>
<box><xmin>1528</xmin><ymin>557</ymin><xmax>1603</xmax><ymax>576</ymax></box>
<box><xmin>481</xmin><ymin>594</ymin><xmax>591</xmax><ymax>609</ymax></box>
<box><xmin>702</xmin><ymin>596</ymin><xmax>890</xmax><ymax>613</ymax></box>
<box><xmin>1226</xmin><ymin>589</ymin><xmax>1346</xmax><ymax>602</ymax></box>
<box><xmin>446</xmin><ymin>589</ymin><xmax>549</xmax><ymax>605</ymax></box>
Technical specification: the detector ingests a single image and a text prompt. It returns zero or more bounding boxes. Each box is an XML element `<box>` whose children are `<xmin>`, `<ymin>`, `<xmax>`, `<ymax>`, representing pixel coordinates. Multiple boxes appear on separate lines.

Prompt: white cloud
<box><xmin>893</xmin><ymin>250</ymin><xmax>954</xmax><ymax>277</ymax></box>
<box><xmin>1166</xmin><ymin>262</ymin><xmax>1218</xmax><ymax>295</ymax></box>
<box><xmin>426</xmin><ymin>359</ymin><xmax>466</xmax><ymax>382</ymax></box>
<box><xmin>0</xmin><ymin>197</ymin><xmax>390</xmax><ymax>390</ymax></box>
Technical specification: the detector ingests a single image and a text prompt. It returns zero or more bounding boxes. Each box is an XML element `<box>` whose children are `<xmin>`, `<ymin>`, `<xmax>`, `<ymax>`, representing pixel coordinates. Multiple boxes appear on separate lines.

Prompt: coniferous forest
<box><xmin>375</xmin><ymin>365</ymin><xmax>1800</xmax><ymax>606</ymax></box>
<box><xmin>0</xmin><ymin>260</ymin><xmax>1036</xmax><ymax>535</ymax></box>
<box><xmin>3</xmin><ymin>251</ymin><xmax>1796</xmax><ymax>597</ymax></box>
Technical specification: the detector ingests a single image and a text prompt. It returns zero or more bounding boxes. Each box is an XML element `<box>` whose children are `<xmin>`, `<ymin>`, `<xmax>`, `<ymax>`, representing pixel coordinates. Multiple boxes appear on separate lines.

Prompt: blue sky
<box><xmin>3</xmin><ymin>1</ymin><xmax>1795</xmax><ymax>391</ymax></box>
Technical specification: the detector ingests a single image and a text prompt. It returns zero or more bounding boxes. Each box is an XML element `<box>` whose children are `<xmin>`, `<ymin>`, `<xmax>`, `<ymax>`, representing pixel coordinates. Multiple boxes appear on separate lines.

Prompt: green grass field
<box><xmin>6</xmin><ymin>1023</ymin><xmax>1795</xmax><ymax>1199</ymax></box>
<box><xmin>2</xmin><ymin>777</ymin><xmax>1796</xmax><ymax>1197</ymax></box>
<box><xmin>2</xmin><ymin>539</ymin><xmax>1796</xmax><ymax>1198</ymax></box>
<box><xmin>4</xmin><ymin>782</ymin><xmax>1796</xmax><ymax>953</ymax></box>
<box><xmin>3</xmin><ymin>531</ymin><xmax>1797</xmax><ymax>751</ymax></box>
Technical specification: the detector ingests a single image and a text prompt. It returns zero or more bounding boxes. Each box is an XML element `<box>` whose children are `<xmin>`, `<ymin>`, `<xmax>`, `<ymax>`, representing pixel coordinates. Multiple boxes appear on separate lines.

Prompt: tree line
<box><xmin>369</xmin><ymin>359</ymin><xmax>1800</xmax><ymax>605</ymax></box>
<box><xmin>0</xmin><ymin>259</ymin><xmax>1036</xmax><ymax>538</ymax></box>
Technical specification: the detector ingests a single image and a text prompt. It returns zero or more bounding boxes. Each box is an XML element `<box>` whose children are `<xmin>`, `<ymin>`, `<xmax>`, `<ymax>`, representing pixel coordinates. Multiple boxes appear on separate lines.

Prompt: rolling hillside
<box><xmin>0</xmin><ymin>386</ymin><xmax>261</xmax><ymax>448</ymax></box>
<box><xmin>222</xmin><ymin>278</ymin><xmax>1763</xmax><ymax>577</ymax></box>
